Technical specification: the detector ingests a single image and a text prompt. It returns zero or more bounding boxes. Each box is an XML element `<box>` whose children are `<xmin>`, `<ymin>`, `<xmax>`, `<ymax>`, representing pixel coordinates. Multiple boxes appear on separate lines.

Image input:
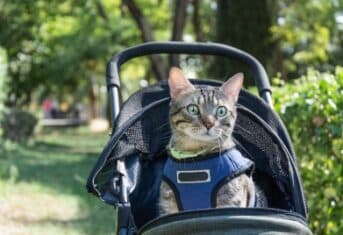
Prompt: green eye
<box><xmin>216</xmin><ymin>106</ymin><xmax>227</xmax><ymax>117</ymax></box>
<box><xmin>187</xmin><ymin>104</ymin><xmax>199</xmax><ymax>115</ymax></box>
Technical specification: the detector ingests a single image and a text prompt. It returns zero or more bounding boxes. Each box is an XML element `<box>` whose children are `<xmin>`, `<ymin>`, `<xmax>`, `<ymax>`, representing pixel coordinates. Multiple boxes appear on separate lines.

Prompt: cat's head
<box><xmin>168</xmin><ymin>67</ymin><xmax>243</xmax><ymax>152</ymax></box>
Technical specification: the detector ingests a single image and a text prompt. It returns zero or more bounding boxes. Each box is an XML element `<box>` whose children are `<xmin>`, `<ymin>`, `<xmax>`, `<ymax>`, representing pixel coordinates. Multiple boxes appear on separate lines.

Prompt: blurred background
<box><xmin>0</xmin><ymin>0</ymin><xmax>342</xmax><ymax>234</ymax></box>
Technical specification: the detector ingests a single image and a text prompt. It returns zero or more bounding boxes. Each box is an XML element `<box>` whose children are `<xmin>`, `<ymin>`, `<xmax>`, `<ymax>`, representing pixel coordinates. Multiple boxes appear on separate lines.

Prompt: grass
<box><xmin>0</xmin><ymin>127</ymin><xmax>115</xmax><ymax>235</ymax></box>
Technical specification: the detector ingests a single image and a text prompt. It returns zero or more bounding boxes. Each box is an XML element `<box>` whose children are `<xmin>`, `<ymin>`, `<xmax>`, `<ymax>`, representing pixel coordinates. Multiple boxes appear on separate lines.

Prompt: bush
<box><xmin>1</xmin><ymin>108</ymin><xmax>38</xmax><ymax>143</ymax></box>
<box><xmin>273</xmin><ymin>67</ymin><xmax>342</xmax><ymax>235</ymax></box>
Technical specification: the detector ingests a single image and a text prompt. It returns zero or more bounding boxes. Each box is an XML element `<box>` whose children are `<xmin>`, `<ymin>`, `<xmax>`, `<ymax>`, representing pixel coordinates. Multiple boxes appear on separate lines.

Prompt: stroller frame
<box><xmin>87</xmin><ymin>42</ymin><xmax>310</xmax><ymax>235</ymax></box>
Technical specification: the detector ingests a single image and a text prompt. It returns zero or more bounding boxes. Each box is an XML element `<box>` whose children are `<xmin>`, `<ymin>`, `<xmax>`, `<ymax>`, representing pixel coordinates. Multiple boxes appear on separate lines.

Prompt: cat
<box><xmin>159</xmin><ymin>67</ymin><xmax>267</xmax><ymax>215</ymax></box>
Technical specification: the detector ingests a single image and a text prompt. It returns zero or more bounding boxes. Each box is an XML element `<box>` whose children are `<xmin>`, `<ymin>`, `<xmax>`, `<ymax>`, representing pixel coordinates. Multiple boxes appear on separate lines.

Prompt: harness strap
<box><xmin>163</xmin><ymin>148</ymin><xmax>255</xmax><ymax>211</ymax></box>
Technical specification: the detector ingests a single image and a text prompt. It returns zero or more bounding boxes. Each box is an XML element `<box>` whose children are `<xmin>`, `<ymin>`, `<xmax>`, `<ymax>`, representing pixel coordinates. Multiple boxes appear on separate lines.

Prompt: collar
<box><xmin>168</xmin><ymin>141</ymin><xmax>236</xmax><ymax>160</ymax></box>
<box><xmin>168</xmin><ymin>146</ymin><xmax>237</xmax><ymax>161</ymax></box>
<box><xmin>169</xmin><ymin>147</ymin><xmax>209</xmax><ymax>160</ymax></box>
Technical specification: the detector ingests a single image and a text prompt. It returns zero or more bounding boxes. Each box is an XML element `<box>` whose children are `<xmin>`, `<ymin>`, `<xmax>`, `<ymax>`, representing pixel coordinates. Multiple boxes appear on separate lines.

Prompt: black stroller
<box><xmin>87</xmin><ymin>42</ymin><xmax>313</xmax><ymax>235</ymax></box>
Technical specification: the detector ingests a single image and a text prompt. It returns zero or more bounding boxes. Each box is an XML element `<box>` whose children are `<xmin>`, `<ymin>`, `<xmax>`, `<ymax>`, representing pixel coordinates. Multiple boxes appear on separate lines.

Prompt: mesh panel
<box><xmin>109</xmin><ymin>100</ymin><xmax>171</xmax><ymax>161</ymax></box>
<box><xmin>233</xmin><ymin>108</ymin><xmax>291</xmax><ymax>205</ymax></box>
<box><xmin>234</xmin><ymin>111</ymin><xmax>289</xmax><ymax>179</ymax></box>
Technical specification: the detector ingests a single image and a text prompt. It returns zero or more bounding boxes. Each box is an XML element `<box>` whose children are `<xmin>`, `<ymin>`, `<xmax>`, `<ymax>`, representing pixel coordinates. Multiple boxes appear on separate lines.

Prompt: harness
<box><xmin>162</xmin><ymin>148</ymin><xmax>255</xmax><ymax>211</ymax></box>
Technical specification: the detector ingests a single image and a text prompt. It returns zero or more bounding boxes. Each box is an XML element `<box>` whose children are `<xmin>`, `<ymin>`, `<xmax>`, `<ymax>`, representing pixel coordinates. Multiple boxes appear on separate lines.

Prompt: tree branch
<box><xmin>96</xmin><ymin>0</ymin><xmax>109</xmax><ymax>22</ymax></box>
<box><xmin>192</xmin><ymin>0</ymin><xmax>204</xmax><ymax>42</ymax></box>
<box><xmin>122</xmin><ymin>0</ymin><xmax>167</xmax><ymax>80</ymax></box>
<box><xmin>170</xmin><ymin>0</ymin><xmax>189</xmax><ymax>67</ymax></box>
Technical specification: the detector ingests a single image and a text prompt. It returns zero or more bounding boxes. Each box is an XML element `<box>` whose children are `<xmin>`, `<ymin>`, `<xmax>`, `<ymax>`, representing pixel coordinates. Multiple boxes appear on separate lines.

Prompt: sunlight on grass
<box><xmin>0</xmin><ymin>127</ymin><xmax>115</xmax><ymax>235</ymax></box>
<box><xmin>0</xmin><ymin>191</ymin><xmax>80</xmax><ymax>235</ymax></box>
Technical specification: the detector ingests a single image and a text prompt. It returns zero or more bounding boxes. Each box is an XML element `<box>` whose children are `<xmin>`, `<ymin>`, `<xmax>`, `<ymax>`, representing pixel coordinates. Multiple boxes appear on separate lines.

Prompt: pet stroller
<box><xmin>87</xmin><ymin>42</ymin><xmax>313</xmax><ymax>235</ymax></box>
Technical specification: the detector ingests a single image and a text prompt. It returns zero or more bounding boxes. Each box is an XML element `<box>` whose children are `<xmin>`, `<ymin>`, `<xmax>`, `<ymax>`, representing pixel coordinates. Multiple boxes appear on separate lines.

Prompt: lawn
<box><xmin>0</xmin><ymin>128</ymin><xmax>115</xmax><ymax>235</ymax></box>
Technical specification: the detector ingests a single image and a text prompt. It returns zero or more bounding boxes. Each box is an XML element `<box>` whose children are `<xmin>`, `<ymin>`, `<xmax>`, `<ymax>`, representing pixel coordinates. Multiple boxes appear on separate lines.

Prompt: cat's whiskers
<box><xmin>216</xmin><ymin>135</ymin><xmax>228</xmax><ymax>172</ymax></box>
<box><xmin>221</xmin><ymin>132</ymin><xmax>230</xmax><ymax>139</ymax></box>
<box><xmin>234</xmin><ymin>124</ymin><xmax>253</xmax><ymax>134</ymax></box>
<box><xmin>216</xmin><ymin>137</ymin><xmax>222</xmax><ymax>156</ymax></box>
<box><xmin>158</xmin><ymin>131</ymin><xmax>172</xmax><ymax>140</ymax></box>
<box><xmin>154</xmin><ymin>121</ymin><xmax>171</xmax><ymax>131</ymax></box>
<box><xmin>159</xmin><ymin>136</ymin><xmax>172</xmax><ymax>142</ymax></box>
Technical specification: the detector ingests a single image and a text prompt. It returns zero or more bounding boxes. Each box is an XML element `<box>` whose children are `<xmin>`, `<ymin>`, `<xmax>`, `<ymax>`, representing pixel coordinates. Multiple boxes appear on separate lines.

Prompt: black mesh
<box><xmin>233</xmin><ymin>107</ymin><xmax>292</xmax><ymax>208</ymax></box>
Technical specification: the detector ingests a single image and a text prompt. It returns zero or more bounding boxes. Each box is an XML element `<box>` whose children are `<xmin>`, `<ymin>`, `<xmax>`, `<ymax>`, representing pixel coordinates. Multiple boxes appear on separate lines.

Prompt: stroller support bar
<box><xmin>106</xmin><ymin>42</ymin><xmax>273</xmax><ymax>127</ymax></box>
<box><xmin>108</xmin><ymin>86</ymin><xmax>121</xmax><ymax>128</ymax></box>
<box><xmin>115</xmin><ymin>202</ymin><xmax>136</xmax><ymax>235</ymax></box>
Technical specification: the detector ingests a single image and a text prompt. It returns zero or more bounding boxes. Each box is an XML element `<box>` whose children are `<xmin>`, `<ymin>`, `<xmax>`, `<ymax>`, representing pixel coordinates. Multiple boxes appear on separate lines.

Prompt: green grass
<box><xmin>0</xmin><ymin>128</ymin><xmax>115</xmax><ymax>235</ymax></box>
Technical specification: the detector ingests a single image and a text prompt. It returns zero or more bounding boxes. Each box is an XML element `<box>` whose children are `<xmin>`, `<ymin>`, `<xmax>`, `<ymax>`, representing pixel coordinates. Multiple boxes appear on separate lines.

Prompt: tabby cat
<box><xmin>159</xmin><ymin>67</ymin><xmax>266</xmax><ymax>215</ymax></box>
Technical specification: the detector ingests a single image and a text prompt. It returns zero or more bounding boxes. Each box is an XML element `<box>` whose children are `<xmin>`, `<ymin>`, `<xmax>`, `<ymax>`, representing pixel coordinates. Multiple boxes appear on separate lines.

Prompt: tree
<box><xmin>209</xmin><ymin>0</ymin><xmax>277</xmax><ymax>85</ymax></box>
<box><xmin>122</xmin><ymin>0</ymin><xmax>167</xmax><ymax>80</ymax></box>
<box><xmin>0</xmin><ymin>0</ymin><xmax>132</xmax><ymax>117</ymax></box>
<box><xmin>170</xmin><ymin>0</ymin><xmax>189</xmax><ymax>67</ymax></box>
<box><xmin>122</xmin><ymin>0</ymin><xmax>190</xmax><ymax>77</ymax></box>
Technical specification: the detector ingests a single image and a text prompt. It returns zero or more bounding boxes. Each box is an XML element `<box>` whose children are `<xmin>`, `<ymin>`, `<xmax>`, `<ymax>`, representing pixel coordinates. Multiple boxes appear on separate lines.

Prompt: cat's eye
<box><xmin>187</xmin><ymin>104</ymin><xmax>199</xmax><ymax>115</ymax></box>
<box><xmin>216</xmin><ymin>106</ymin><xmax>227</xmax><ymax>117</ymax></box>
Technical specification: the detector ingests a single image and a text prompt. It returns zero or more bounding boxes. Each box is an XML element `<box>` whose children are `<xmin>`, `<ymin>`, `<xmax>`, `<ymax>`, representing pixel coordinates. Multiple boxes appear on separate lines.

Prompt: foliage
<box><xmin>1</xmin><ymin>108</ymin><xmax>38</xmax><ymax>143</ymax></box>
<box><xmin>271</xmin><ymin>0</ymin><xmax>343</xmax><ymax>77</ymax></box>
<box><xmin>0</xmin><ymin>0</ymin><xmax>133</xmax><ymax>106</ymax></box>
<box><xmin>273</xmin><ymin>67</ymin><xmax>343</xmax><ymax>235</ymax></box>
<box><xmin>1</xmin><ymin>0</ymin><xmax>343</xmax><ymax>107</ymax></box>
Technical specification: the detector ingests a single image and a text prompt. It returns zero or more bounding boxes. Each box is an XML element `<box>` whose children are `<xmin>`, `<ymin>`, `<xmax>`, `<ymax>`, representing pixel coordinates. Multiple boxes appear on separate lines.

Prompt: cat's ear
<box><xmin>221</xmin><ymin>73</ymin><xmax>244</xmax><ymax>102</ymax></box>
<box><xmin>168</xmin><ymin>67</ymin><xmax>194</xmax><ymax>99</ymax></box>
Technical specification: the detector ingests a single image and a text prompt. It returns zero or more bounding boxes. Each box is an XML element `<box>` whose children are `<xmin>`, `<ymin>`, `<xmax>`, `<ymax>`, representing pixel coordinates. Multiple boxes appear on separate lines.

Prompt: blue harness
<box><xmin>162</xmin><ymin>148</ymin><xmax>254</xmax><ymax>211</ymax></box>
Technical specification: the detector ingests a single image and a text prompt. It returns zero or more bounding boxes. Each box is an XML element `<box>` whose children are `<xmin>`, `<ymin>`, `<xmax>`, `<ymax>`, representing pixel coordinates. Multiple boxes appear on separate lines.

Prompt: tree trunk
<box><xmin>169</xmin><ymin>0</ymin><xmax>189</xmax><ymax>67</ymax></box>
<box><xmin>192</xmin><ymin>0</ymin><xmax>204</xmax><ymax>42</ymax></box>
<box><xmin>88</xmin><ymin>78</ymin><xmax>98</xmax><ymax>119</ymax></box>
<box><xmin>210</xmin><ymin>0</ymin><xmax>277</xmax><ymax>85</ymax></box>
<box><xmin>122</xmin><ymin>0</ymin><xmax>166</xmax><ymax>81</ymax></box>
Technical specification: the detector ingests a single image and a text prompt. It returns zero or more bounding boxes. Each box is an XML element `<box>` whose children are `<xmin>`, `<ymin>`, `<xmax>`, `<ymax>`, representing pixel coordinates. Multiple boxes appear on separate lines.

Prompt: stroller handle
<box><xmin>106</xmin><ymin>42</ymin><xmax>273</xmax><ymax>125</ymax></box>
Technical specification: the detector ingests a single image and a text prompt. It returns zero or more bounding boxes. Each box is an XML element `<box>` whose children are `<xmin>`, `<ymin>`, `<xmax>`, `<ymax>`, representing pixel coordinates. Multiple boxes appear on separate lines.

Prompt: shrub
<box><xmin>273</xmin><ymin>67</ymin><xmax>342</xmax><ymax>235</ymax></box>
<box><xmin>1</xmin><ymin>108</ymin><xmax>38</xmax><ymax>143</ymax></box>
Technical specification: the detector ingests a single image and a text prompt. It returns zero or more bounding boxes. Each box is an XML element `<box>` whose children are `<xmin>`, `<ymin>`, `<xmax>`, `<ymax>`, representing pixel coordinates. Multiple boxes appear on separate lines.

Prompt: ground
<box><xmin>0</xmin><ymin>128</ymin><xmax>115</xmax><ymax>235</ymax></box>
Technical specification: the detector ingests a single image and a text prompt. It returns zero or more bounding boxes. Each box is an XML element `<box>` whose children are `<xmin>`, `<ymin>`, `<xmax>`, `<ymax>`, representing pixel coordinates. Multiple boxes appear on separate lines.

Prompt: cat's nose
<box><xmin>202</xmin><ymin>119</ymin><xmax>215</xmax><ymax>129</ymax></box>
